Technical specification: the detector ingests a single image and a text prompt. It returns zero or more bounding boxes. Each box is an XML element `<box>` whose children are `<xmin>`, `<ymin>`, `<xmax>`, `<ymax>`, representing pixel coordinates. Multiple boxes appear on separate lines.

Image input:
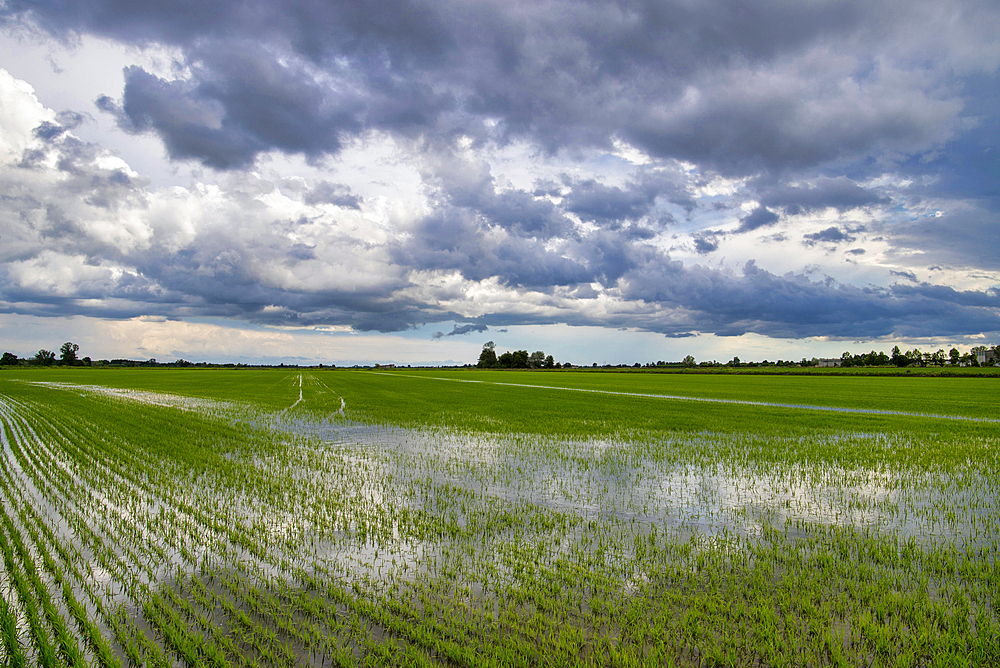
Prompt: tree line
<box><xmin>1</xmin><ymin>343</ymin><xmax>196</xmax><ymax>368</ymax></box>
<box><xmin>475</xmin><ymin>342</ymin><xmax>1000</xmax><ymax>370</ymax></box>
<box><xmin>825</xmin><ymin>345</ymin><xmax>998</xmax><ymax>368</ymax></box>
<box><xmin>1</xmin><ymin>342</ymin><xmax>88</xmax><ymax>367</ymax></box>
<box><xmin>879</xmin><ymin>345</ymin><xmax>998</xmax><ymax>367</ymax></box>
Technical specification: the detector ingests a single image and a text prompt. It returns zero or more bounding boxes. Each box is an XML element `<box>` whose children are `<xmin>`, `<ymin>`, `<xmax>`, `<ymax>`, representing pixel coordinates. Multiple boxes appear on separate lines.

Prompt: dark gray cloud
<box><xmin>102</xmin><ymin>58</ymin><xmax>359</xmax><ymax>169</ymax></box>
<box><xmin>450</xmin><ymin>323</ymin><xmax>488</xmax><ymax>336</ymax></box>
<box><xmin>737</xmin><ymin>206</ymin><xmax>780</xmax><ymax>233</ymax></box>
<box><xmin>562</xmin><ymin>179</ymin><xmax>656</xmax><ymax>224</ymax></box>
<box><xmin>32</xmin><ymin>111</ymin><xmax>85</xmax><ymax>141</ymax></box>
<box><xmin>617</xmin><ymin>259</ymin><xmax>1000</xmax><ymax>339</ymax></box>
<box><xmin>427</xmin><ymin>158</ymin><xmax>575</xmax><ymax>239</ymax></box>
<box><xmin>7</xmin><ymin>0</ymin><xmax>991</xmax><ymax>179</ymax></box>
<box><xmin>393</xmin><ymin>207</ymin><xmax>593</xmax><ymax>288</ymax></box>
<box><xmin>803</xmin><ymin>226</ymin><xmax>857</xmax><ymax>245</ymax></box>
<box><xmin>760</xmin><ymin>176</ymin><xmax>889</xmax><ymax>215</ymax></box>
<box><xmin>693</xmin><ymin>233</ymin><xmax>720</xmax><ymax>254</ymax></box>
<box><xmin>559</xmin><ymin>170</ymin><xmax>694</xmax><ymax>226</ymax></box>
<box><xmin>887</xmin><ymin>71</ymin><xmax>1000</xmax><ymax>206</ymax></box>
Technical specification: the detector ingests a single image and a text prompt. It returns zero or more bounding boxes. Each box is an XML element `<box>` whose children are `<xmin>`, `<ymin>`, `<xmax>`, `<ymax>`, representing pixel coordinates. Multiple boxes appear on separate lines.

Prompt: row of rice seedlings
<box><xmin>0</xmin><ymin>444</ymin><xmax>152</xmax><ymax>668</ymax></box>
<box><xmin>0</xmin><ymin>403</ymin><xmax>92</xmax><ymax>667</ymax></box>
<box><xmin>0</xmin><ymin>586</ymin><xmax>28</xmax><ymax>668</ymax></box>
<box><xmin>1</xmin><ymin>384</ymin><xmax>376</xmax><ymax>664</ymax></box>
<box><xmin>0</xmin><ymin>500</ymin><xmax>87</xmax><ymax>665</ymax></box>
<box><xmin>0</xmin><ymin>519</ymin><xmax>56</xmax><ymax>667</ymax></box>
<box><xmin>0</xmin><ymin>397</ymin><xmax>142</xmax><ymax>666</ymax></box>
<box><xmin>0</xmin><ymin>482</ymin><xmax>120</xmax><ymax>667</ymax></box>
<box><xmin>0</xmin><ymin>392</ymin><xmax>238</xmax><ymax>664</ymax></box>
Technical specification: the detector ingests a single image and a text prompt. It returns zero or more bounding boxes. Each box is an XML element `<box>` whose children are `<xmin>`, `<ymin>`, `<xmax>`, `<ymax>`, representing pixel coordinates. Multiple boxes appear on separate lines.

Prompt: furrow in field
<box><xmin>281</xmin><ymin>373</ymin><xmax>305</xmax><ymax>413</ymax></box>
<box><xmin>307</xmin><ymin>372</ymin><xmax>347</xmax><ymax>417</ymax></box>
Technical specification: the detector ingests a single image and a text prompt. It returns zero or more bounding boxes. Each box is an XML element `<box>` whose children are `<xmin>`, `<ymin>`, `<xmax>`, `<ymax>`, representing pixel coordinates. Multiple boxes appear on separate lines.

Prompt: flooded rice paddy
<box><xmin>0</xmin><ymin>369</ymin><xmax>997</xmax><ymax>666</ymax></box>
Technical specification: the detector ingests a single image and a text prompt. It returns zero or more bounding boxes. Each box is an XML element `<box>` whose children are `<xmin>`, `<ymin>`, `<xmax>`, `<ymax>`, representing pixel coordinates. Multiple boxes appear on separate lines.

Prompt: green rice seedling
<box><xmin>0</xmin><ymin>592</ymin><xmax>28</xmax><ymax>668</ymax></box>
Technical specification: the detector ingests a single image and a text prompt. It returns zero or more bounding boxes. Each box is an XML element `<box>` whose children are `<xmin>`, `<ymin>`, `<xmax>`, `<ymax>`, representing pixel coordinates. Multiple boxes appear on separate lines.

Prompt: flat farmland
<box><xmin>0</xmin><ymin>368</ymin><xmax>997</xmax><ymax>667</ymax></box>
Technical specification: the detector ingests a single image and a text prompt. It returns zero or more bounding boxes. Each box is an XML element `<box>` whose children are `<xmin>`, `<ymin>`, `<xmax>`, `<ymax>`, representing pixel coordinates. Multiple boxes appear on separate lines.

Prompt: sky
<box><xmin>0</xmin><ymin>0</ymin><xmax>998</xmax><ymax>367</ymax></box>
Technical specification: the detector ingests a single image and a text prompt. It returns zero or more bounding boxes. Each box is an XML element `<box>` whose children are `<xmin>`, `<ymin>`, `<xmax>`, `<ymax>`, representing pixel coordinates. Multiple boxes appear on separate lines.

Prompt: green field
<box><xmin>0</xmin><ymin>367</ymin><xmax>997</xmax><ymax>666</ymax></box>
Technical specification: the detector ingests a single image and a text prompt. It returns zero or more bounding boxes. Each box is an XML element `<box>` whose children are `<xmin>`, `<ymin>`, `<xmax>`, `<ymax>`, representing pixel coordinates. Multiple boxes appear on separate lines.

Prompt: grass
<box><xmin>0</xmin><ymin>367</ymin><xmax>996</xmax><ymax>666</ymax></box>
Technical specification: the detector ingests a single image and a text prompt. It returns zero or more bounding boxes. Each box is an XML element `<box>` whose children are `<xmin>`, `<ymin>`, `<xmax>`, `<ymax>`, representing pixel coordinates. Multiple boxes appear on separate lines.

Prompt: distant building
<box><xmin>817</xmin><ymin>358</ymin><xmax>842</xmax><ymax>367</ymax></box>
<box><xmin>975</xmin><ymin>349</ymin><xmax>997</xmax><ymax>366</ymax></box>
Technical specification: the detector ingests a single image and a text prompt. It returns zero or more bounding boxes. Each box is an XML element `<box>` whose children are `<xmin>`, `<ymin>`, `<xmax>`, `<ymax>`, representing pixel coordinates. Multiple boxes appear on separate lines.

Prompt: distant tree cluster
<box><xmin>883</xmin><ymin>345</ymin><xmax>998</xmax><ymax>367</ymax></box>
<box><xmin>0</xmin><ymin>342</ymin><xmax>93</xmax><ymax>367</ymax></box>
<box><xmin>0</xmin><ymin>343</ymin><xmax>203</xmax><ymax>368</ymax></box>
<box><xmin>477</xmin><ymin>342</ymin><xmax>560</xmax><ymax>369</ymax></box>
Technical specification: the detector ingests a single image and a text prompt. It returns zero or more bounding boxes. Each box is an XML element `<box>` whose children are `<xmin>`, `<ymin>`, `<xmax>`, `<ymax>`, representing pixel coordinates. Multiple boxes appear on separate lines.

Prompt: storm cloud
<box><xmin>4</xmin><ymin>0</ymin><xmax>987</xmax><ymax>172</ymax></box>
<box><xmin>1</xmin><ymin>0</ymin><xmax>999</xmax><ymax>353</ymax></box>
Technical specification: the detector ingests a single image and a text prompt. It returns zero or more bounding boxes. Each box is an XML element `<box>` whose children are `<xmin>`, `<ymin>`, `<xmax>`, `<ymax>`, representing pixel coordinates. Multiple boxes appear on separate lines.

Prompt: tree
<box><xmin>682</xmin><ymin>355</ymin><xmax>695</xmax><ymax>368</ymax></box>
<box><xmin>34</xmin><ymin>350</ymin><xmax>56</xmax><ymax>366</ymax></box>
<box><xmin>544</xmin><ymin>355</ymin><xmax>555</xmax><ymax>369</ymax></box>
<box><xmin>59</xmin><ymin>342</ymin><xmax>80</xmax><ymax>366</ymax></box>
<box><xmin>0</xmin><ymin>352</ymin><xmax>18</xmax><ymax>366</ymax></box>
<box><xmin>890</xmin><ymin>346</ymin><xmax>907</xmax><ymax>367</ymax></box>
<box><xmin>477</xmin><ymin>341</ymin><xmax>498</xmax><ymax>368</ymax></box>
<box><xmin>949</xmin><ymin>348</ymin><xmax>961</xmax><ymax>366</ymax></box>
<box><xmin>511</xmin><ymin>350</ymin><xmax>529</xmax><ymax>368</ymax></box>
